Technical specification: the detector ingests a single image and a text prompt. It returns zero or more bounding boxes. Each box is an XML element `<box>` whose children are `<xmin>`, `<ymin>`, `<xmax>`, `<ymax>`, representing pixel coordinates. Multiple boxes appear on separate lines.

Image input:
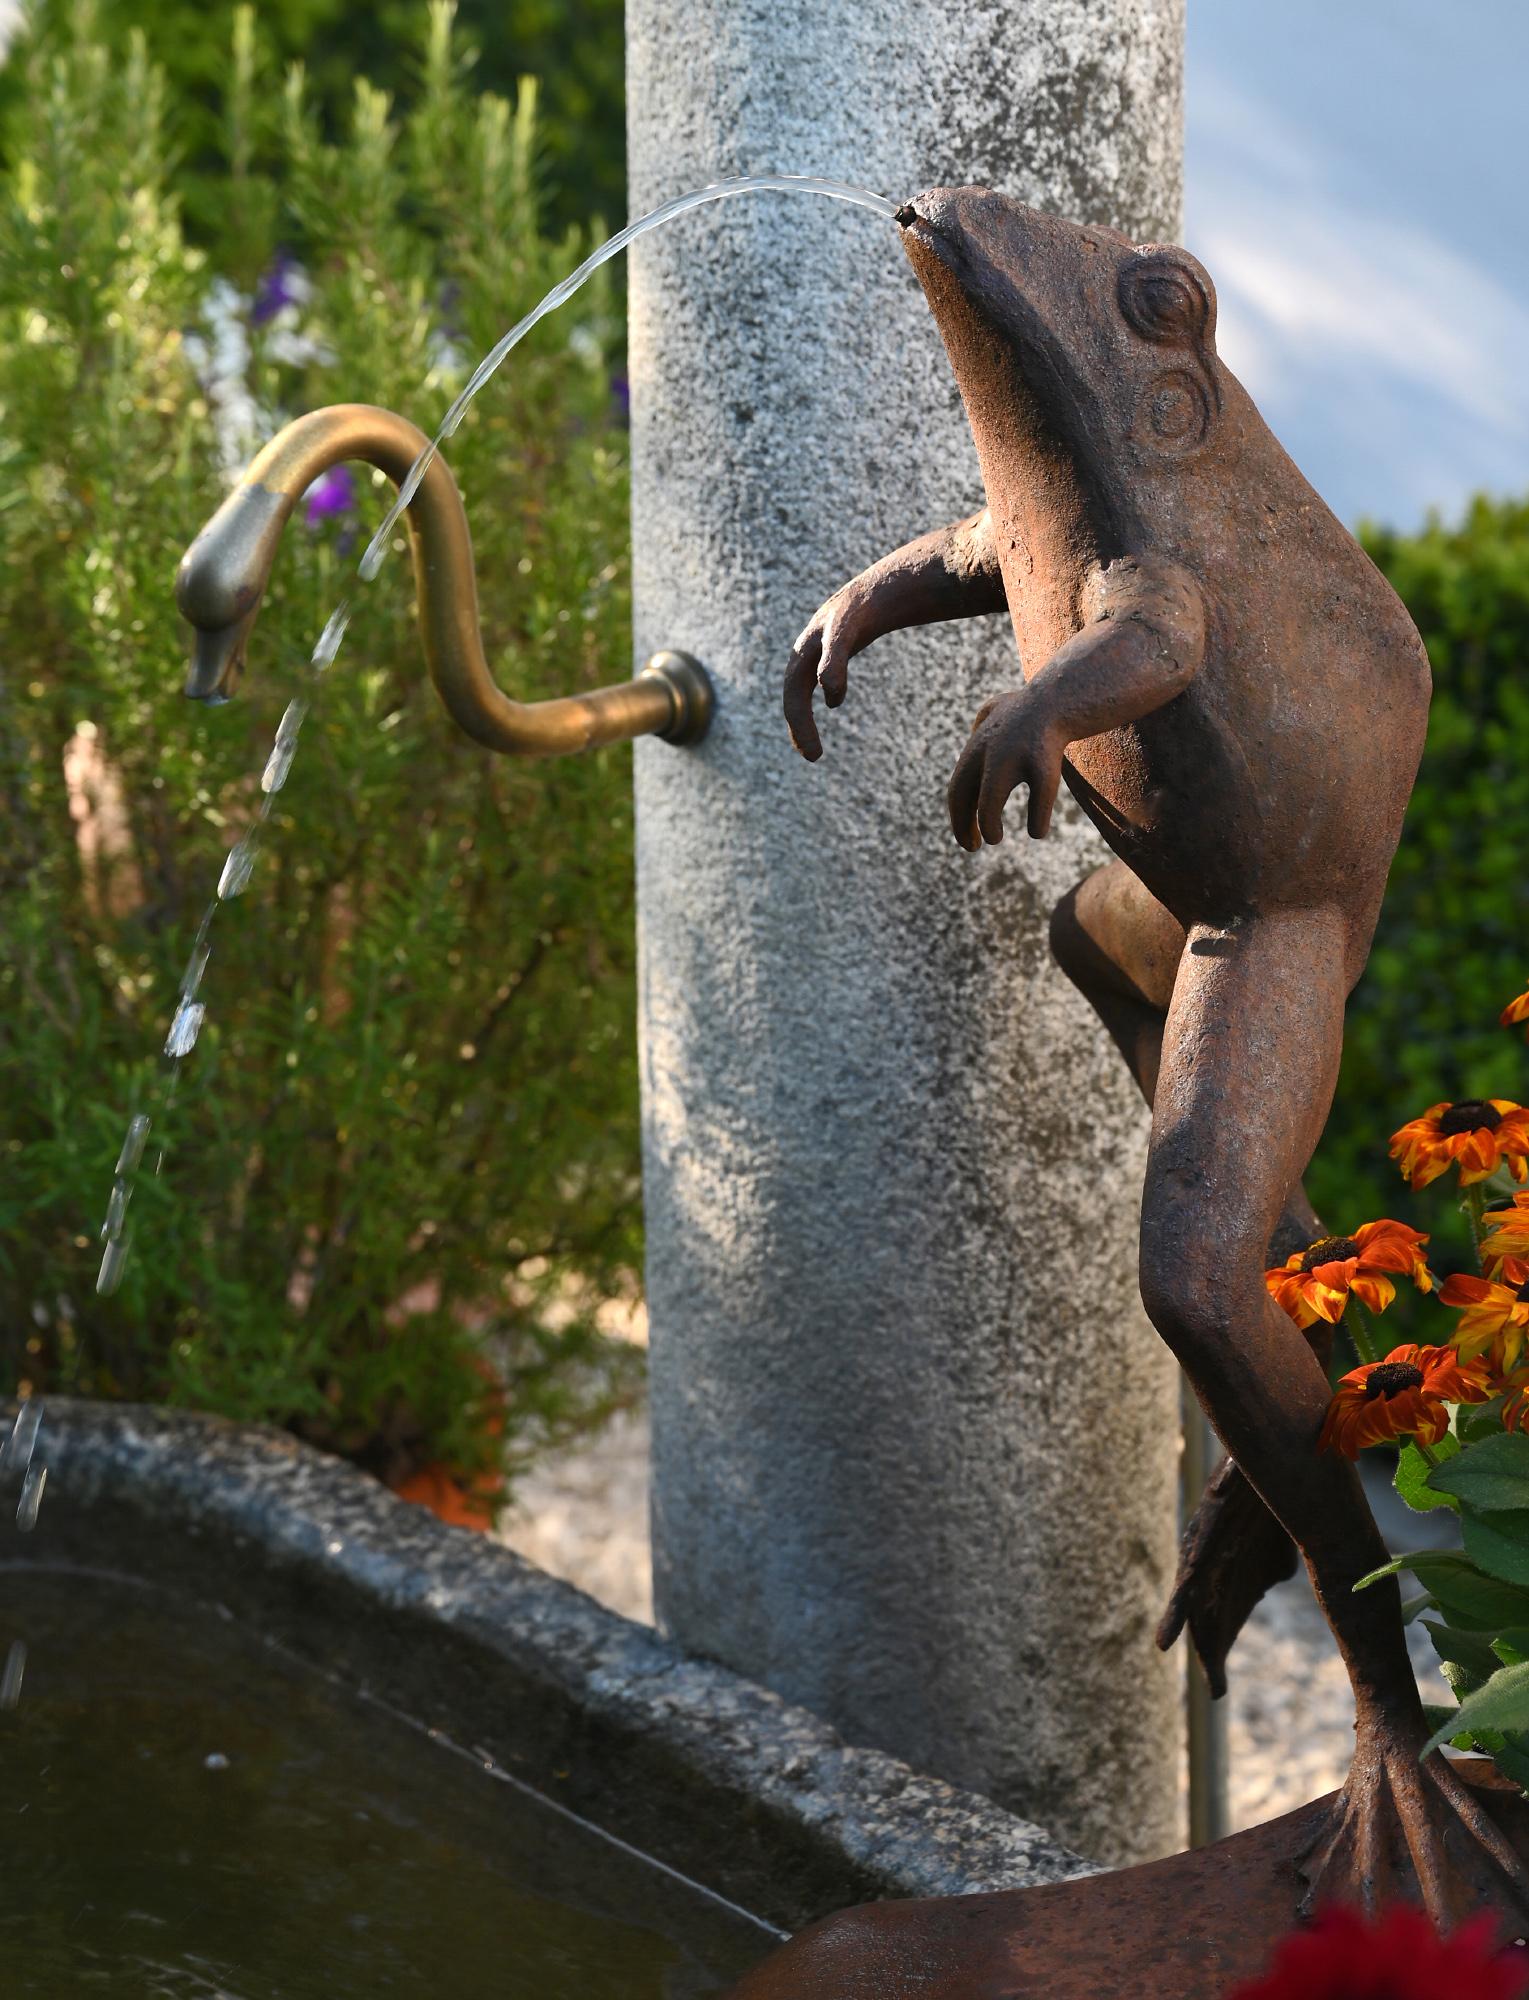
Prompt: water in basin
<box><xmin>0</xmin><ymin>1567</ymin><xmax>772</xmax><ymax>1997</ymax></box>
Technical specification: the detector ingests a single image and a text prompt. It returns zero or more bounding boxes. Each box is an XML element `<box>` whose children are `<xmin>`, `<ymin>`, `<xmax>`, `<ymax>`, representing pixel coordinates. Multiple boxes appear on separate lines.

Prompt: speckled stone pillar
<box><xmin>627</xmin><ymin>0</ymin><xmax>1185</xmax><ymax>1866</ymax></box>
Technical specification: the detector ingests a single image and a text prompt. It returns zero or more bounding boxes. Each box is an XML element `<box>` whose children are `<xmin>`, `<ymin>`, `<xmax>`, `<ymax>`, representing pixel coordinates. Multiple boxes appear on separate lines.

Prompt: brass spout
<box><xmin>175</xmin><ymin>403</ymin><xmax>712</xmax><ymax>754</ymax></box>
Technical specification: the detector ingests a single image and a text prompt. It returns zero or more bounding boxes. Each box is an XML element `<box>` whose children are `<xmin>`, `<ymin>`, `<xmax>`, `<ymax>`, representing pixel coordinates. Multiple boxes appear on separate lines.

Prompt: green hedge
<box><xmin>1308</xmin><ymin>498</ymin><xmax>1529</xmax><ymax>1275</ymax></box>
<box><xmin>0</xmin><ymin>4</ymin><xmax>640</xmax><ymax>1491</ymax></box>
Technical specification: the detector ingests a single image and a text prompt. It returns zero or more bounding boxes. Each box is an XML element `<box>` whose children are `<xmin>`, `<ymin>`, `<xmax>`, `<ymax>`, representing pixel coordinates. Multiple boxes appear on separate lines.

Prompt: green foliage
<box><xmin>1422</xmin><ymin>1660</ymin><xmax>1529</xmax><ymax>1759</ymax></box>
<box><xmin>0</xmin><ymin>4</ymin><xmax>642</xmax><ymax>1495</ymax></box>
<box><xmin>1394</xmin><ymin>1433</ymin><xmax>1460</xmax><ymax>1513</ymax></box>
<box><xmin>1371</xmin><ymin>1441</ymin><xmax>1529</xmax><ymax>1773</ymax></box>
<box><xmin>1357</xmin><ymin>1549</ymin><xmax>1529</xmax><ymax>1633</ymax></box>
<box><xmin>1426</xmin><ymin>1430</ymin><xmax>1529</xmax><ymax>1514</ymax></box>
<box><xmin>1310</xmin><ymin>497</ymin><xmax>1529</xmax><ymax>1265</ymax></box>
<box><xmin>0</xmin><ymin>0</ymin><xmax>625</xmax><ymax>247</ymax></box>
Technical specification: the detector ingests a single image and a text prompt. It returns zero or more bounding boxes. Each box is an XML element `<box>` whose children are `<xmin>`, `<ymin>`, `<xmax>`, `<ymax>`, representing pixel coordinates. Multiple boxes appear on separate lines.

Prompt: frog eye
<box><xmin>1134</xmin><ymin>367</ymin><xmax>1215</xmax><ymax>455</ymax></box>
<box><xmin>1118</xmin><ymin>251</ymin><xmax>1216</xmax><ymax>348</ymax></box>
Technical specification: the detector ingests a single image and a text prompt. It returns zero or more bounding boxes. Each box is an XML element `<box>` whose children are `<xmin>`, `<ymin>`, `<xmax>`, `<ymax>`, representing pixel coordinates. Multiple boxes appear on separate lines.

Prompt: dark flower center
<box><xmin>1364</xmin><ymin>1362</ymin><xmax>1424</xmax><ymax>1401</ymax></box>
<box><xmin>1518</xmin><ymin>1278</ymin><xmax>1529</xmax><ymax>1305</ymax></box>
<box><xmin>1438</xmin><ymin>1100</ymin><xmax>1502</xmax><ymax>1136</ymax></box>
<box><xmin>1299</xmin><ymin>1235</ymin><xmax>1360</xmax><ymax>1272</ymax></box>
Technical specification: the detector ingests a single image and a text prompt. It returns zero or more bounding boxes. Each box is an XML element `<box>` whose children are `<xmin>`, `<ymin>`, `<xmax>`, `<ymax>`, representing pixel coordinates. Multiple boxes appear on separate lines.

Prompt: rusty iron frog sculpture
<box><xmin>761</xmin><ymin>186</ymin><xmax>1529</xmax><ymax>1977</ymax></box>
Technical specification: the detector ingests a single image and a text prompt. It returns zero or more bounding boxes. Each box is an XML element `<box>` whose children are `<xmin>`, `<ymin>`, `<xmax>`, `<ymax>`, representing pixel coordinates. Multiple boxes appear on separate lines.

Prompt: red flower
<box><xmin>1320</xmin><ymin>1342</ymin><xmax>1491</xmax><ymax>1458</ymax></box>
<box><xmin>1265</xmin><ymin>1219</ymin><xmax>1431</xmax><ymax>1329</ymax></box>
<box><xmin>1226</xmin><ymin>1904</ymin><xmax>1528</xmax><ymax>2000</ymax></box>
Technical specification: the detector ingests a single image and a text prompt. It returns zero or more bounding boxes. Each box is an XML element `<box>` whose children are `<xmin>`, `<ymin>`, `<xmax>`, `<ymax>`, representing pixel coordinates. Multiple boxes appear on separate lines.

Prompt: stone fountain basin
<box><xmin>3</xmin><ymin>1400</ymin><xmax>1091</xmax><ymax>1974</ymax></box>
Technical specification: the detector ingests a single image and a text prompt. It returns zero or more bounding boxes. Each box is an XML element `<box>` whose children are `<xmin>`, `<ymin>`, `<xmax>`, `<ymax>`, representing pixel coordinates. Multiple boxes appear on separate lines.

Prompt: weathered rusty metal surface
<box><xmin>727</xmin><ymin>1779</ymin><xmax>1529</xmax><ymax>1998</ymax></box>
<box><xmin>776</xmin><ymin>184</ymin><xmax>1529</xmax><ymax>1954</ymax></box>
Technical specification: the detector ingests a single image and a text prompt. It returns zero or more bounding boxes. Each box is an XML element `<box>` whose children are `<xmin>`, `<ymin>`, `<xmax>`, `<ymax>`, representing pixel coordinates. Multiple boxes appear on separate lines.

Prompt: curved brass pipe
<box><xmin>175</xmin><ymin>403</ymin><xmax>711</xmax><ymax>754</ymax></box>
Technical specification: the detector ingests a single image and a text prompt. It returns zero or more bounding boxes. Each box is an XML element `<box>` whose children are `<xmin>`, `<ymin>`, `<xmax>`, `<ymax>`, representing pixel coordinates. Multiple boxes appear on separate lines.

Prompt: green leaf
<box><xmin>1427</xmin><ymin>1431</ymin><xmax>1529</xmax><ymax>1512</ymax></box>
<box><xmin>1423</xmin><ymin>1661</ymin><xmax>1529</xmax><ymax>1757</ymax></box>
<box><xmin>1462</xmin><ymin>1509</ymin><xmax>1529</xmax><ymax>1588</ymax></box>
<box><xmin>1433</xmin><ymin>1562</ymin><xmax>1529</xmax><ymax>1631</ymax></box>
<box><xmin>1422</xmin><ymin>1700</ymin><xmax>1467</xmax><ymax>1740</ymax></box>
<box><xmin>1487</xmin><ymin>1734</ymin><xmax>1529</xmax><ymax>1792</ymax></box>
<box><xmin>1356</xmin><ymin>1552</ymin><xmax>1452</xmax><ymax>1589</ymax></box>
<box><xmin>1396</xmin><ymin>1435</ymin><xmax>1461</xmax><ymax>1513</ymax></box>
<box><xmin>1422</xmin><ymin>1618</ymin><xmax>1505</xmax><ymax>1684</ymax></box>
<box><xmin>1444</xmin><ymin>1657</ymin><xmax>1487</xmax><ymax>1699</ymax></box>
<box><xmin>1458</xmin><ymin>1395</ymin><xmax>1511</xmax><ymax>1444</ymax></box>
<box><xmin>1359</xmin><ymin>1551</ymin><xmax>1529</xmax><ymax>1631</ymax></box>
<box><xmin>1492</xmin><ymin>1629</ymin><xmax>1529</xmax><ymax>1668</ymax></box>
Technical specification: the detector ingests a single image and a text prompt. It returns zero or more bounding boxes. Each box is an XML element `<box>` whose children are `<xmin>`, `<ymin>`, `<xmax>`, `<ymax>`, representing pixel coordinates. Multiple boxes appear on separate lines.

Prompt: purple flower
<box><xmin>610</xmin><ymin>372</ymin><xmax>630</xmax><ymax>425</ymax></box>
<box><xmin>303</xmin><ymin>466</ymin><xmax>355</xmax><ymax>530</ymax></box>
<box><xmin>251</xmin><ymin>251</ymin><xmax>300</xmax><ymax>327</ymax></box>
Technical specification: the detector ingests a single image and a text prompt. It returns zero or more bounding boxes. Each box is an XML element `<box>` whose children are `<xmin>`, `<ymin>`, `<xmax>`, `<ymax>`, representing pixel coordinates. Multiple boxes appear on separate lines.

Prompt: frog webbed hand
<box><xmin>946</xmin><ymin>557</ymin><xmax>1207</xmax><ymax>849</ymax></box>
<box><xmin>784</xmin><ymin>506</ymin><xmax>1005</xmax><ymax>761</ymax></box>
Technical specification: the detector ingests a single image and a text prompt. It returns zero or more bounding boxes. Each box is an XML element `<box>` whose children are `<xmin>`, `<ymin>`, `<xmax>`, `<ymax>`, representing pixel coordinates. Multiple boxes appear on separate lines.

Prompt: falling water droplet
<box><xmin>0</xmin><ymin>1641</ymin><xmax>26</xmax><ymax>1710</ymax></box>
<box><xmin>262</xmin><ymin>744</ymin><xmax>296</xmax><ymax>796</ymax></box>
<box><xmin>115</xmin><ymin>1112</ymin><xmax>151</xmax><ymax>1176</ymax></box>
<box><xmin>101</xmin><ymin>1181</ymin><xmax>129</xmax><ymax>1240</ymax></box>
<box><xmin>261</xmin><ymin>697</ymin><xmax>309</xmax><ymax>793</ymax></box>
<box><xmin>164</xmin><ymin>999</ymin><xmax>206</xmax><ymax>1060</ymax></box>
<box><xmin>181</xmin><ymin>936</ymin><xmax>212</xmax><ymax>1002</ymax></box>
<box><xmin>2</xmin><ymin>1399</ymin><xmax>43</xmax><ymax>1481</ymax></box>
<box><xmin>311</xmin><ymin>602</ymin><xmax>351</xmax><ymax>671</ymax></box>
<box><xmin>97</xmin><ymin>1236</ymin><xmax>130</xmax><ymax>1295</ymax></box>
<box><xmin>16</xmin><ymin>1463</ymin><xmax>46</xmax><ymax>1532</ymax></box>
<box><xmin>218</xmin><ymin>834</ymin><xmax>259</xmax><ymax>900</ymax></box>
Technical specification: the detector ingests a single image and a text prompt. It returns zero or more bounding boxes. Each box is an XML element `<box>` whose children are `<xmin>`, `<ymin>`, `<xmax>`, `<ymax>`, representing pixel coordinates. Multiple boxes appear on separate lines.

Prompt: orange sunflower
<box><xmin>1482</xmin><ymin>1192</ymin><xmax>1529</xmax><ymax>1269</ymax></box>
<box><xmin>1440</xmin><ymin>1254</ymin><xmax>1529</xmax><ymax>1376</ymax></box>
<box><xmin>1389</xmin><ymin>1099</ymin><xmax>1529</xmax><ymax>1190</ymax></box>
<box><xmin>1319</xmin><ymin>1343</ymin><xmax>1490</xmax><ymax>1458</ymax></box>
<box><xmin>1265</xmin><ymin>1220</ymin><xmax>1432</xmax><ymax>1330</ymax></box>
<box><xmin>1497</xmin><ymin>1365</ymin><xmax>1529</xmax><ymax>1436</ymax></box>
<box><xmin>1502</xmin><ymin>983</ymin><xmax>1529</xmax><ymax>1035</ymax></box>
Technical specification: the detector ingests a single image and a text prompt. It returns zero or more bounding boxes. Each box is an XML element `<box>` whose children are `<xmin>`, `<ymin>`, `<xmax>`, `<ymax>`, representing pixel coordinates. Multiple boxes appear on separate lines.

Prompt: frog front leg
<box><xmin>946</xmin><ymin>557</ymin><xmax>1205</xmax><ymax>848</ymax></box>
<box><xmin>783</xmin><ymin>506</ymin><xmax>1006</xmax><ymax>761</ymax></box>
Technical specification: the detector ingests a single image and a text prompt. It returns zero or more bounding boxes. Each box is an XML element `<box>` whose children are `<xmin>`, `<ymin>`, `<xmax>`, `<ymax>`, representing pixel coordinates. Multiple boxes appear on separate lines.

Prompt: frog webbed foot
<box><xmin>1298</xmin><ymin>1710</ymin><xmax>1529</xmax><ymax>1931</ymax></box>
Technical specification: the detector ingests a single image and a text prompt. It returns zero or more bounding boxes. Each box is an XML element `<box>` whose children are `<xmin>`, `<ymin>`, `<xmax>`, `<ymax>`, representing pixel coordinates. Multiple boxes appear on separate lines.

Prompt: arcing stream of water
<box><xmin>94</xmin><ymin>176</ymin><xmax>898</xmax><ymax>1298</ymax></box>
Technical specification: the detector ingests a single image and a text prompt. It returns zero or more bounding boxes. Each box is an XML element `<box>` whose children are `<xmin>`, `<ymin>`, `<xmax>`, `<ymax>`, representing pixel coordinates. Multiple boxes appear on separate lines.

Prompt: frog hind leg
<box><xmin>1050</xmin><ymin>859</ymin><xmax>1317</xmax><ymax>1695</ymax></box>
<box><xmin>1145</xmin><ymin>903</ymin><xmax>1529</xmax><ymax>1924</ymax></box>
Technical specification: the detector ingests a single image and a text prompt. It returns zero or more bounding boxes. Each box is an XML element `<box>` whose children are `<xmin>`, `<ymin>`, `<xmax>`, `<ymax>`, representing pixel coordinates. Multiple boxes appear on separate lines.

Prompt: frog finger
<box><xmin>946</xmin><ymin>732</ymin><xmax>987</xmax><ymax>850</ymax></box>
<box><xmin>1027</xmin><ymin>759</ymin><xmax>1060</xmax><ymax>839</ymax></box>
<box><xmin>817</xmin><ymin>615</ymin><xmax>851</xmax><ymax>710</ymax></box>
<box><xmin>782</xmin><ymin>633</ymin><xmax>825</xmax><ymax>760</ymax></box>
<box><xmin>976</xmin><ymin>752</ymin><xmax>1017</xmax><ymax>845</ymax></box>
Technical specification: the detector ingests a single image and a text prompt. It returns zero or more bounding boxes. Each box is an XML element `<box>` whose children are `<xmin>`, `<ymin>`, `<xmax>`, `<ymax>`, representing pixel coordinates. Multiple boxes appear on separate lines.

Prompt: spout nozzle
<box><xmin>184</xmin><ymin>621</ymin><xmax>249</xmax><ymax>704</ymax></box>
<box><xmin>894</xmin><ymin>202</ymin><xmax>919</xmax><ymax>228</ymax></box>
<box><xmin>176</xmin><ymin>481</ymin><xmax>292</xmax><ymax>704</ymax></box>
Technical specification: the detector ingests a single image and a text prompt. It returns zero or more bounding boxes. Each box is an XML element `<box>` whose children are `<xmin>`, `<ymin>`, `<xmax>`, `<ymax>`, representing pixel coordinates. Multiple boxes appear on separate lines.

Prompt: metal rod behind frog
<box><xmin>176</xmin><ymin>403</ymin><xmax>711</xmax><ymax>755</ymax></box>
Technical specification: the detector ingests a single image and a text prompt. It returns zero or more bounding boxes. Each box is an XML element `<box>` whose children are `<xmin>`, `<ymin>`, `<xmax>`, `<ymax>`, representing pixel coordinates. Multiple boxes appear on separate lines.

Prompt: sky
<box><xmin>1187</xmin><ymin>0</ymin><xmax>1529</xmax><ymax>530</ymax></box>
<box><xmin>0</xmin><ymin>0</ymin><xmax>1520</xmax><ymax>531</ymax></box>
